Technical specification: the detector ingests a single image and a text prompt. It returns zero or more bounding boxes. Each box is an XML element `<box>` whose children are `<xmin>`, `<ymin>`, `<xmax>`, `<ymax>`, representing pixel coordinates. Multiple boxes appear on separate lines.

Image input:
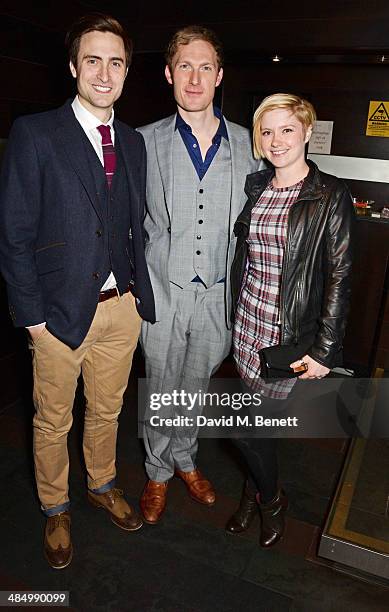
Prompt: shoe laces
<box><xmin>52</xmin><ymin>512</ymin><xmax>69</xmax><ymax>530</ymax></box>
<box><xmin>109</xmin><ymin>488</ymin><xmax>124</xmax><ymax>502</ymax></box>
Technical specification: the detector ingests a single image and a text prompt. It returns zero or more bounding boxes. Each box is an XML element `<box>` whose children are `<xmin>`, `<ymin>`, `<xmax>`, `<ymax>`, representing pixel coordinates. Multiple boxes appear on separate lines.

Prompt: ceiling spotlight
<box><xmin>272</xmin><ymin>55</ymin><xmax>282</xmax><ymax>62</ymax></box>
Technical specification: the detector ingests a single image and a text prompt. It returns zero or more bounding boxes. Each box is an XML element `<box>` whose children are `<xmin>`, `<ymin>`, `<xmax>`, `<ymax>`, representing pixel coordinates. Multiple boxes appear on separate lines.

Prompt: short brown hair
<box><xmin>65</xmin><ymin>13</ymin><xmax>133</xmax><ymax>68</ymax></box>
<box><xmin>253</xmin><ymin>93</ymin><xmax>317</xmax><ymax>159</ymax></box>
<box><xmin>165</xmin><ymin>25</ymin><xmax>223</xmax><ymax>70</ymax></box>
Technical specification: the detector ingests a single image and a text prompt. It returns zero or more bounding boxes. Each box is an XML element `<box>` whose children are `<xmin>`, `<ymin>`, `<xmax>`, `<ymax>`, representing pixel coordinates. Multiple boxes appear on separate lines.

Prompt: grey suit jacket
<box><xmin>138</xmin><ymin>113</ymin><xmax>262</xmax><ymax>326</ymax></box>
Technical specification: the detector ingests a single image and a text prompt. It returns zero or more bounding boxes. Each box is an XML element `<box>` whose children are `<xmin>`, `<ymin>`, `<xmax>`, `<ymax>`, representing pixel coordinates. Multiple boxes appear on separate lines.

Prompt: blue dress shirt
<box><xmin>175</xmin><ymin>107</ymin><xmax>229</xmax><ymax>180</ymax></box>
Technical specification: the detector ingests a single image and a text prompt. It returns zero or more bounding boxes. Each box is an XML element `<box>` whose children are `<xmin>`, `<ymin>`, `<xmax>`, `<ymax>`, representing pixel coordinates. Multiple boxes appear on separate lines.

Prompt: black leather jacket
<box><xmin>231</xmin><ymin>161</ymin><xmax>355</xmax><ymax>368</ymax></box>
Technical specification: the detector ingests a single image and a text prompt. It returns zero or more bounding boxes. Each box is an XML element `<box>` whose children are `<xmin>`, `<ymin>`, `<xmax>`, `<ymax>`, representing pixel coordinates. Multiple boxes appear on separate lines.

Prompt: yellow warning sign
<box><xmin>366</xmin><ymin>101</ymin><xmax>389</xmax><ymax>136</ymax></box>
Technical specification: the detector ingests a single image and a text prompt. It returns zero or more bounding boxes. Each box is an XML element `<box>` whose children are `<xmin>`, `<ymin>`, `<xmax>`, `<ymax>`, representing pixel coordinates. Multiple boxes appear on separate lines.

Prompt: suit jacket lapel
<box><xmin>114</xmin><ymin>121</ymin><xmax>141</xmax><ymax>225</ymax></box>
<box><xmin>154</xmin><ymin>115</ymin><xmax>175</xmax><ymax>219</ymax></box>
<box><xmin>225</xmin><ymin>117</ymin><xmax>258</xmax><ymax>238</ymax></box>
<box><xmin>55</xmin><ymin>102</ymin><xmax>104</xmax><ymax>222</ymax></box>
<box><xmin>225</xmin><ymin>118</ymin><xmax>242</xmax><ymax>238</ymax></box>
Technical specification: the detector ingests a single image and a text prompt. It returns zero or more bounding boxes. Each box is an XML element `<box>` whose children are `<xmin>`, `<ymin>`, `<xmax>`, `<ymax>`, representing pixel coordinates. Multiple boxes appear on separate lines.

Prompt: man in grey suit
<box><xmin>138</xmin><ymin>25</ymin><xmax>260</xmax><ymax>524</ymax></box>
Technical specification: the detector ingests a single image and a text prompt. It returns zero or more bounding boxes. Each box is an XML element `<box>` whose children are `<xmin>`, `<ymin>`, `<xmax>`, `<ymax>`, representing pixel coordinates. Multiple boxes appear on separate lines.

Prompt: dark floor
<box><xmin>1</xmin><ymin>352</ymin><xmax>388</xmax><ymax>612</ymax></box>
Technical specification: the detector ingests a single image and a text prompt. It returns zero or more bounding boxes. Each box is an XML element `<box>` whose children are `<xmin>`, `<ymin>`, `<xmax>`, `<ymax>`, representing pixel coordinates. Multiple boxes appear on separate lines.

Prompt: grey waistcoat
<box><xmin>168</xmin><ymin>132</ymin><xmax>232</xmax><ymax>288</ymax></box>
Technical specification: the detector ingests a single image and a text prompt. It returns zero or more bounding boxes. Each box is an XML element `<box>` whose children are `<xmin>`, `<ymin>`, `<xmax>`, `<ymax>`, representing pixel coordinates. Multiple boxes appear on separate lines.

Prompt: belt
<box><xmin>98</xmin><ymin>285</ymin><xmax>131</xmax><ymax>303</ymax></box>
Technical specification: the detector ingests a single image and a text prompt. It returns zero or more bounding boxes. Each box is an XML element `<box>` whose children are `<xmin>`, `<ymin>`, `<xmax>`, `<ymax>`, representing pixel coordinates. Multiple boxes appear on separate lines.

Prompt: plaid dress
<box><xmin>233</xmin><ymin>179</ymin><xmax>304</xmax><ymax>399</ymax></box>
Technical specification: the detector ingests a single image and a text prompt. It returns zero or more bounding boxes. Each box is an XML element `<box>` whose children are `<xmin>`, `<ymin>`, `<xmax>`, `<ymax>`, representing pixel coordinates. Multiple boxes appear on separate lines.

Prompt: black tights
<box><xmin>231</xmin><ymin>437</ymin><xmax>278</xmax><ymax>503</ymax></box>
<box><xmin>231</xmin><ymin>386</ymin><xmax>287</xmax><ymax>503</ymax></box>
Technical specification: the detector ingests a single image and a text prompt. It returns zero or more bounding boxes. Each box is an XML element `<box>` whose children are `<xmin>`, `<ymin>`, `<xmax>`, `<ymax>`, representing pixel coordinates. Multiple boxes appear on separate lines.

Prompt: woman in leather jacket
<box><xmin>225</xmin><ymin>93</ymin><xmax>354</xmax><ymax>547</ymax></box>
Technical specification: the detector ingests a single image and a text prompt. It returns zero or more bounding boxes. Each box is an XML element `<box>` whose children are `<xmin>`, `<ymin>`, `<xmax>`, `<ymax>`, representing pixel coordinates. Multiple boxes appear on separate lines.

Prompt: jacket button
<box><xmin>96</xmin><ymin>230</ymin><xmax>102</xmax><ymax>237</ymax></box>
<box><xmin>199</xmin><ymin>204</ymin><xmax>203</xmax><ymax>209</ymax></box>
<box><xmin>196</xmin><ymin>235</ymin><xmax>201</xmax><ymax>240</ymax></box>
<box><xmin>167</xmin><ymin>227</ymin><xmax>171</xmax><ymax>233</ymax></box>
<box><xmin>198</xmin><ymin>219</ymin><xmax>203</xmax><ymax>224</ymax></box>
<box><xmin>92</xmin><ymin>272</ymin><xmax>100</xmax><ymax>280</ymax></box>
<box><xmin>199</xmin><ymin>188</ymin><xmax>204</xmax><ymax>194</ymax></box>
<box><xmin>196</xmin><ymin>250</ymin><xmax>201</xmax><ymax>255</ymax></box>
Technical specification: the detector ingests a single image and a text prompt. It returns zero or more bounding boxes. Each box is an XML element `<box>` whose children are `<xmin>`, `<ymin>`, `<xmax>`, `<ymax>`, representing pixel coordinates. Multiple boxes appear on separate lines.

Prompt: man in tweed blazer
<box><xmin>0</xmin><ymin>15</ymin><xmax>155</xmax><ymax>569</ymax></box>
<box><xmin>138</xmin><ymin>25</ymin><xmax>260</xmax><ymax>524</ymax></box>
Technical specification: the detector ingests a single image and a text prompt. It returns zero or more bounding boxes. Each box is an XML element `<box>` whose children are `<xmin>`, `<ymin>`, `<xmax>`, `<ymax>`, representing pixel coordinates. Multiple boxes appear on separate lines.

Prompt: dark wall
<box><xmin>116</xmin><ymin>54</ymin><xmax>176</xmax><ymax>127</ymax></box>
<box><xmin>222</xmin><ymin>62</ymin><xmax>389</xmax><ymax>207</ymax></box>
<box><xmin>0</xmin><ymin>52</ymin><xmax>175</xmax><ymax>137</ymax></box>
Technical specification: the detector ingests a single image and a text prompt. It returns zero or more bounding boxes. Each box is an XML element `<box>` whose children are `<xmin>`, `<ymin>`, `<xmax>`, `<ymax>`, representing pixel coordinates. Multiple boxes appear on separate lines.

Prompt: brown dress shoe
<box><xmin>44</xmin><ymin>511</ymin><xmax>73</xmax><ymax>570</ymax></box>
<box><xmin>175</xmin><ymin>469</ymin><xmax>216</xmax><ymax>505</ymax></box>
<box><xmin>88</xmin><ymin>488</ymin><xmax>143</xmax><ymax>531</ymax></box>
<box><xmin>140</xmin><ymin>480</ymin><xmax>168</xmax><ymax>524</ymax></box>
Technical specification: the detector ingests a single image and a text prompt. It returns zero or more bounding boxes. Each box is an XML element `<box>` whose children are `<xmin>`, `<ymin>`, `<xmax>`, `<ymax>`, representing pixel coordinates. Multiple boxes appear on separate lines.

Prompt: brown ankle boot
<box><xmin>258</xmin><ymin>489</ymin><xmax>288</xmax><ymax>548</ymax></box>
<box><xmin>225</xmin><ymin>482</ymin><xmax>257</xmax><ymax>534</ymax></box>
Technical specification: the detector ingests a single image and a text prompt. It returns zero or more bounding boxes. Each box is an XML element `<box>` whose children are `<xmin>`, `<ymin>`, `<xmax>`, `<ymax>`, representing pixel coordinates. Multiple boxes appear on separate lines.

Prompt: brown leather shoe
<box><xmin>140</xmin><ymin>480</ymin><xmax>168</xmax><ymax>524</ymax></box>
<box><xmin>44</xmin><ymin>511</ymin><xmax>73</xmax><ymax>570</ymax></box>
<box><xmin>175</xmin><ymin>469</ymin><xmax>216</xmax><ymax>505</ymax></box>
<box><xmin>88</xmin><ymin>488</ymin><xmax>143</xmax><ymax>531</ymax></box>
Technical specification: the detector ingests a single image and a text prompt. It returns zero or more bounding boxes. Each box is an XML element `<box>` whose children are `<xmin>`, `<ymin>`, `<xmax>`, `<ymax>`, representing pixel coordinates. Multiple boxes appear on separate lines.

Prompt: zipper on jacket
<box><xmin>292</xmin><ymin>195</ymin><xmax>327</xmax><ymax>341</ymax></box>
<box><xmin>279</xmin><ymin>192</ymin><xmax>322</xmax><ymax>343</ymax></box>
<box><xmin>278</xmin><ymin>194</ymin><xmax>308</xmax><ymax>340</ymax></box>
<box><xmin>278</xmin><ymin>214</ymin><xmax>292</xmax><ymax>342</ymax></box>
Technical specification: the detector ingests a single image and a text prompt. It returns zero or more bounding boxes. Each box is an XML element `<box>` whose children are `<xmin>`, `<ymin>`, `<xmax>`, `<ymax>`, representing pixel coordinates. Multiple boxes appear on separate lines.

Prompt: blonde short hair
<box><xmin>253</xmin><ymin>93</ymin><xmax>316</xmax><ymax>159</ymax></box>
<box><xmin>165</xmin><ymin>25</ymin><xmax>223</xmax><ymax>70</ymax></box>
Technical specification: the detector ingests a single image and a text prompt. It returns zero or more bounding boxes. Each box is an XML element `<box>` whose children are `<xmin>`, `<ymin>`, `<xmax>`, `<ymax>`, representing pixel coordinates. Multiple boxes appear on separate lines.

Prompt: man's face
<box><xmin>165</xmin><ymin>39</ymin><xmax>223</xmax><ymax>114</ymax></box>
<box><xmin>70</xmin><ymin>30</ymin><xmax>127</xmax><ymax>121</ymax></box>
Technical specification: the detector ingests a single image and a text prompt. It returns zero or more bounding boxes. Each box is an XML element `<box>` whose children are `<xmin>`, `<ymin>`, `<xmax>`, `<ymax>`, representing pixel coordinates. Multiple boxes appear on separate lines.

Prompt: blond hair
<box><xmin>165</xmin><ymin>25</ymin><xmax>223</xmax><ymax>70</ymax></box>
<box><xmin>253</xmin><ymin>93</ymin><xmax>316</xmax><ymax>159</ymax></box>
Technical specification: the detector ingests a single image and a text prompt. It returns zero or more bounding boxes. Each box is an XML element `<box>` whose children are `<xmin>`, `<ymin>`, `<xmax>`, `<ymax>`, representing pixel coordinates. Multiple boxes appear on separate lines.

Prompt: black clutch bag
<box><xmin>259</xmin><ymin>338</ymin><xmax>314</xmax><ymax>380</ymax></box>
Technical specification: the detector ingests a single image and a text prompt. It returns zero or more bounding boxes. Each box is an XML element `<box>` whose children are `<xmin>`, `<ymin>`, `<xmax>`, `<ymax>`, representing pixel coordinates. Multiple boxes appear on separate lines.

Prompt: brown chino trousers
<box><xmin>30</xmin><ymin>291</ymin><xmax>141</xmax><ymax>514</ymax></box>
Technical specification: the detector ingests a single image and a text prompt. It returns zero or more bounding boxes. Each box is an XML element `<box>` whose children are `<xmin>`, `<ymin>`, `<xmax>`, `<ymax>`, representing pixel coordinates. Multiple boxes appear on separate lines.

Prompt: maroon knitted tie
<box><xmin>97</xmin><ymin>124</ymin><xmax>116</xmax><ymax>188</ymax></box>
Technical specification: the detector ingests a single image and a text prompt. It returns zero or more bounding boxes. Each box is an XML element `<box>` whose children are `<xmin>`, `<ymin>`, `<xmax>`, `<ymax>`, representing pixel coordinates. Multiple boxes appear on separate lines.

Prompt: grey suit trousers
<box><xmin>141</xmin><ymin>281</ymin><xmax>231</xmax><ymax>481</ymax></box>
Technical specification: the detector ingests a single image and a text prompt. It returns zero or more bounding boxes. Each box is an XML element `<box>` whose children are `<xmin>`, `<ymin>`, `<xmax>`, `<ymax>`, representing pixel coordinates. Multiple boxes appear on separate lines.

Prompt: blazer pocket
<box><xmin>35</xmin><ymin>242</ymin><xmax>66</xmax><ymax>275</ymax></box>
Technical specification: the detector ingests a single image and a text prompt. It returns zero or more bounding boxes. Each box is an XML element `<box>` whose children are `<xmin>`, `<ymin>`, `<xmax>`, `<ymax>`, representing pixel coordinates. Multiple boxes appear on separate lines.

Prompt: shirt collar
<box><xmin>71</xmin><ymin>95</ymin><xmax>115</xmax><ymax>131</ymax></box>
<box><xmin>175</xmin><ymin>106</ymin><xmax>228</xmax><ymax>141</ymax></box>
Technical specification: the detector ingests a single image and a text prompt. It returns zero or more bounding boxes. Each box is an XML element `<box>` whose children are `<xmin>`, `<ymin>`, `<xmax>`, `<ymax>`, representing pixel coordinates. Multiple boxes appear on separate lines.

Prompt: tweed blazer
<box><xmin>0</xmin><ymin>100</ymin><xmax>155</xmax><ymax>348</ymax></box>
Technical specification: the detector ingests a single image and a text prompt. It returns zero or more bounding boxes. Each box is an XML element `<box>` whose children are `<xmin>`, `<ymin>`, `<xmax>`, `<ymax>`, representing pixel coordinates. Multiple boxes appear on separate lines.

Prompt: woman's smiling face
<box><xmin>259</xmin><ymin>108</ymin><xmax>312</xmax><ymax>170</ymax></box>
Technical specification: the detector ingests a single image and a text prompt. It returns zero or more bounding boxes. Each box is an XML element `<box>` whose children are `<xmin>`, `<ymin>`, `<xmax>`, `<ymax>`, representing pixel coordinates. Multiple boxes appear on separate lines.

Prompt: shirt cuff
<box><xmin>26</xmin><ymin>322</ymin><xmax>46</xmax><ymax>329</ymax></box>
